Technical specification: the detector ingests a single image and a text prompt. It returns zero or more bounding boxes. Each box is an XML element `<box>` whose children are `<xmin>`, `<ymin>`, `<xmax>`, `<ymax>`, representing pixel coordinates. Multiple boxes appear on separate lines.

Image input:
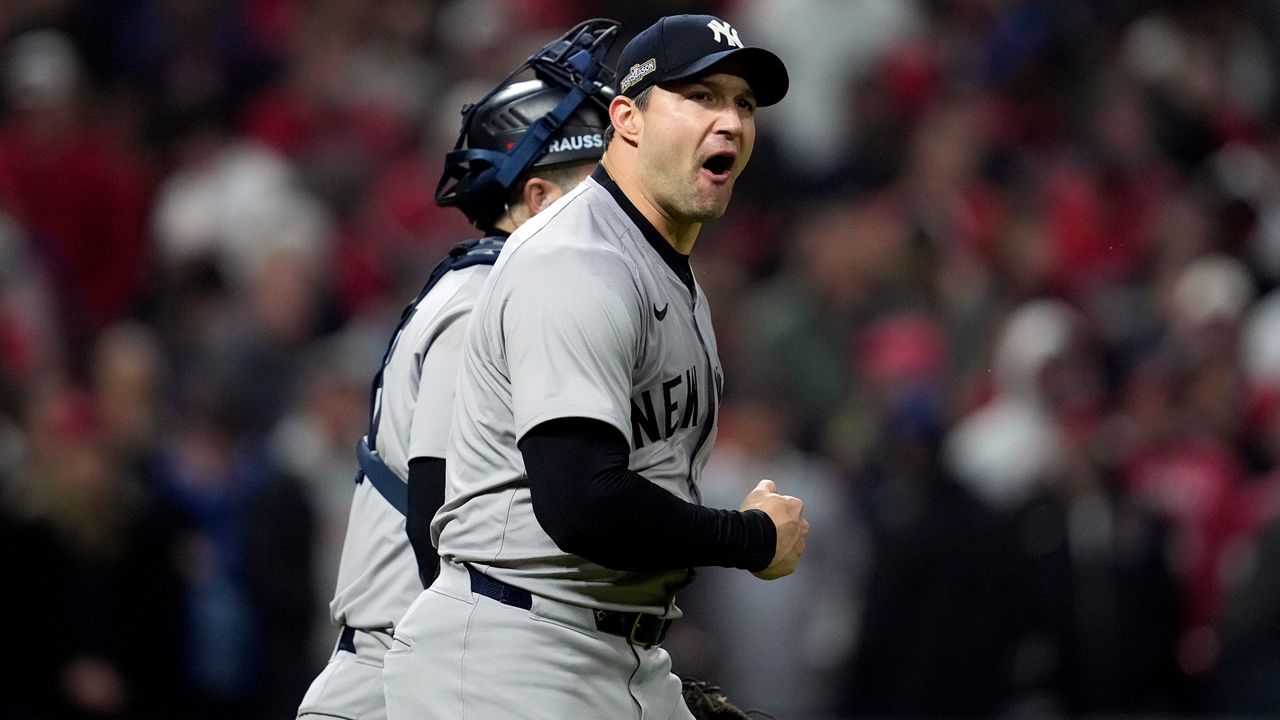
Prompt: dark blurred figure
<box><xmin>147</xmin><ymin>387</ymin><xmax>315</xmax><ymax>718</ymax></box>
<box><xmin>244</xmin><ymin>462</ymin><xmax>317</xmax><ymax>717</ymax></box>
<box><xmin>842</xmin><ymin>389</ymin><xmax>1023</xmax><ymax>718</ymax></box>
<box><xmin>1212</xmin><ymin>515</ymin><xmax>1280</xmax><ymax>715</ymax></box>
<box><xmin>1209</xmin><ymin>290</ymin><xmax>1280</xmax><ymax>716</ymax></box>
<box><xmin>841</xmin><ymin>309</ymin><xmax>1021</xmax><ymax>717</ymax></box>
<box><xmin>2</xmin><ymin>383</ymin><xmax>187</xmax><ymax>718</ymax></box>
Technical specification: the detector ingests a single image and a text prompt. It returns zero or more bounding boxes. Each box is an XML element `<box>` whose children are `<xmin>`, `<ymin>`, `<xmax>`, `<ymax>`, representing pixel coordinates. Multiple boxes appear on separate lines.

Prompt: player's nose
<box><xmin>712</xmin><ymin>103</ymin><xmax>743</xmax><ymax>139</ymax></box>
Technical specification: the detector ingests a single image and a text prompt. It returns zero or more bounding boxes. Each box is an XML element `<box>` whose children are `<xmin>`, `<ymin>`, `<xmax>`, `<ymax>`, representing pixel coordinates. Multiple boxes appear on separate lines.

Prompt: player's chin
<box><xmin>686</xmin><ymin>189</ymin><xmax>734</xmax><ymax>222</ymax></box>
<box><xmin>685</xmin><ymin>201</ymin><xmax>729</xmax><ymax>223</ymax></box>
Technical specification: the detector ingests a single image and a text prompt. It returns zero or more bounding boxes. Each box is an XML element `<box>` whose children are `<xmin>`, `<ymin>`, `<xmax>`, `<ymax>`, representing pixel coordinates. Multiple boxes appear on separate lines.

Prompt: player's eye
<box><xmin>737</xmin><ymin>97</ymin><xmax>757</xmax><ymax>114</ymax></box>
<box><xmin>689</xmin><ymin>90</ymin><xmax>712</xmax><ymax>102</ymax></box>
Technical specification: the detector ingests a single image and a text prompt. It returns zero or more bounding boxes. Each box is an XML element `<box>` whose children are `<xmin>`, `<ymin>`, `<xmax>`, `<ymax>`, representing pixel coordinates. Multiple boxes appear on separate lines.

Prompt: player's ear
<box><xmin>521</xmin><ymin>176</ymin><xmax>554</xmax><ymax>215</ymax></box>
<box><xmin>609</xmin><ymin>95</ymin><xmax>641</xmax><ymax>144</ymax></box>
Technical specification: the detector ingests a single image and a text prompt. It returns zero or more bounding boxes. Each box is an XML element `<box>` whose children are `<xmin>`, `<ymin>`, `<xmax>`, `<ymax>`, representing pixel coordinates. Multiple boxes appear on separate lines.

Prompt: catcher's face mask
<box><xmin>436</xmin><ymin>19</ymin><xmax>620</xmax><ymax>230</ymax></box>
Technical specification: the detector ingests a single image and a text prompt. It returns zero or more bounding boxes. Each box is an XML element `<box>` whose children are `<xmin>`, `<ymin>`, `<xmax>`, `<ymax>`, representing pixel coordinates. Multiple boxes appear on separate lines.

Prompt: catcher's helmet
<box><xmin>437</xmin><ymin>19</ymin><xmax>619</xmax><ymax>230</ymax></box>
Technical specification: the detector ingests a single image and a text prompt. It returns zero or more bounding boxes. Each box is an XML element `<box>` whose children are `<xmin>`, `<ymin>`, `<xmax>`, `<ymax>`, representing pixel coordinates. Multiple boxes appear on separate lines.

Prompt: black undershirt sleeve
<box><xmin>519</xmin><ymin>417</ymin><xmax>776</xmax><ymax>572</ymax></box>
<box><xmin>407</xmin><ymin>456</ymin><xmax>446</xmax><ymax>587</ymax></box>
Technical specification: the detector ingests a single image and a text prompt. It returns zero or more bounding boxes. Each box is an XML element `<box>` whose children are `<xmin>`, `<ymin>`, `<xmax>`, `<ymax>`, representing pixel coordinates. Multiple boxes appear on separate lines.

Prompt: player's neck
<box><xmin>602</xmin><ymin>156</ymin><xmax>700</xmax><ymax>255</ymax></box>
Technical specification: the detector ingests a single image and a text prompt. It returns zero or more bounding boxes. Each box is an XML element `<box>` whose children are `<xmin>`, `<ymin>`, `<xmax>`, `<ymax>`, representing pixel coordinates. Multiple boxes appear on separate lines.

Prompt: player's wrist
<box><xmin>738</xmin><ymin>508</ymin><xmax>777</xmax><ymax>572</ymax></box>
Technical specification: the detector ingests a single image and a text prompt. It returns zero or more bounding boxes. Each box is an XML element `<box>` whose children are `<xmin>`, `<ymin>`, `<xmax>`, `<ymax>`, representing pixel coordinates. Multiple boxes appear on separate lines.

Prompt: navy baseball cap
<box><xmin>616</xmin><ymin>14</ymin><xmax>789</xmax><ymax>107</ymax></box>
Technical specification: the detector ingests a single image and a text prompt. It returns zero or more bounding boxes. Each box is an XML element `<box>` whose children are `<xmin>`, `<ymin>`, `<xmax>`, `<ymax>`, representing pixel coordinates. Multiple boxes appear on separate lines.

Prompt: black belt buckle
<box><xmin>591</xmin><ymin>609</ymin><xmax>671</xmax><ymax>648</ymax></box>
<box><xmin>629</xmin><ymin>613</ymin><xmax>669</xmax><ymax>649</ymax></box>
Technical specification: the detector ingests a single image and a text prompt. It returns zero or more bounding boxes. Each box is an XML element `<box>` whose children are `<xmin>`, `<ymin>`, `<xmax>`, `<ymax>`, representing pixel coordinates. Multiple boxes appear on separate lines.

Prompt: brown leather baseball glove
<box><xmin>681</xmin><ymin>678</ymin><xmax>753</xmax><ymax>720</ymax></box>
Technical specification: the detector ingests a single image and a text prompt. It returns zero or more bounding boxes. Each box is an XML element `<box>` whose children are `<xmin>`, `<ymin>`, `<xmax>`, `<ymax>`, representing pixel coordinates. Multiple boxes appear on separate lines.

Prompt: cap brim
<box><xmin>661</xmin><ymin>47</ymin><xmax>789</xmax><ymax>107</ymax></box>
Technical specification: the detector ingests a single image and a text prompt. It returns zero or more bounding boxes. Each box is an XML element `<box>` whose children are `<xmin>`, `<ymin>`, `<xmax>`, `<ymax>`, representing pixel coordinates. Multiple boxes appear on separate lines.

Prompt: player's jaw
<box><xmin>641</xmin><ymin>141</ymin><xmax>736</xmax><ymax>227</ymax></box>
<box><xmin>685</xmin><ymin>141</ymin><xmax>748</xmax><ymax>220</ymax></box>
<box><xmin>679</xmin><ymin>162</ymin><xmax>730</xmax><ymax>221</ymax></box>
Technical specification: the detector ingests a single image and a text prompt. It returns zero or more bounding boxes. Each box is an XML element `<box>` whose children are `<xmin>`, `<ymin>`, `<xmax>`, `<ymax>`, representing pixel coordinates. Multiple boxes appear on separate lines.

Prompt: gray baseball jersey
<box><xmin>301</xmin><ymin>254</ymin><xmax>498</xmax><ymax>720</ymax></box>
<box><xmin>432</xmin><ymin>168</ymin><xmax>724</xmax><ymax>616</ymax></box>
<box><xmin>328</xmin><ymin>262</ymin><xmax>493</xmax><ymax>630</ymax></box>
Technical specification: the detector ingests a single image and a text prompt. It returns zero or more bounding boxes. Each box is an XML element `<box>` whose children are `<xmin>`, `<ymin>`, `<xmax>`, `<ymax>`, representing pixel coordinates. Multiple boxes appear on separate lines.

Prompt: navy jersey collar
<box><xmin>592</xmin><ymin>164</ymin><xmax>694</xmax><ymax>294</ymax></box>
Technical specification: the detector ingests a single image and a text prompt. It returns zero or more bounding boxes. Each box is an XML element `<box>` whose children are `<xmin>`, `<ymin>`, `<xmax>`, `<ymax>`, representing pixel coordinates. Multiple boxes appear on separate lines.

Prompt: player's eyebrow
<box><xmin>665</xmin><ymin>74</ymin><xmax>757</xmax><ymax>103</ymax></box>
<box><xmin>698</xmin><ymin>75</ymin><xmax>756</xmax><ymax>104</ymax></box>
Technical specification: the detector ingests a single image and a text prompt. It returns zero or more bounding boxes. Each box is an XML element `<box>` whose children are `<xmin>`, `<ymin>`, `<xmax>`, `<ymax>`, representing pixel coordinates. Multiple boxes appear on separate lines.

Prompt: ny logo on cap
<box><xmin>707</xmin><ymin>19</ymin><xmax>743</xmax><ymax>48</ymax></box>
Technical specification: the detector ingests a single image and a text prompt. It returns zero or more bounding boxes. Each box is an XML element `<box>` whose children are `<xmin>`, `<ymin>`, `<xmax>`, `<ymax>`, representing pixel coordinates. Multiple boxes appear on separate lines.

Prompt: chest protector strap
<box><xmin>356</xmin><ymin>236</ymin><xmax>506</xmax><ymax>515</ymax></box>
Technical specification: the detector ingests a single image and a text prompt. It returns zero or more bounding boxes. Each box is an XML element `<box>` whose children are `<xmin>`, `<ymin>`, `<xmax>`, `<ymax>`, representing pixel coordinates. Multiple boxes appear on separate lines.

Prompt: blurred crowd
<box><xmin>3</xmin><ymin>1</ymin><xmax>1280</xmax><ymax>718</ymax></box>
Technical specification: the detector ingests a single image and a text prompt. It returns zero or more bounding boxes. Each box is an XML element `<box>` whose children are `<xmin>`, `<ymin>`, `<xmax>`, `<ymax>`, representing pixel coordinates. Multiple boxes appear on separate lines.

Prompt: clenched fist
<box><xmin>740</xmin><ymin>479</ymin><xmax>808</xmax><ymax>579</ymax></box>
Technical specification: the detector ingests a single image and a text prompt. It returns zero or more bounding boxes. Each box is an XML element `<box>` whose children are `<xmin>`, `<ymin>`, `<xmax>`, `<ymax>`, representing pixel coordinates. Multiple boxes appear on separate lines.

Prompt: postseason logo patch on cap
<box><xmin>619</xmin><ymin>58</ymin><xmax>657</xmax><ymax>94</ymax></box>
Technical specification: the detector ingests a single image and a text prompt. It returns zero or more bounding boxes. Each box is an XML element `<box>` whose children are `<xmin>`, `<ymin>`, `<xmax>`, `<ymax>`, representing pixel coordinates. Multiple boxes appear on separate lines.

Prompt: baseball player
<box><xmin>383</xmin><ymin>14</ymin><xmax>808</xmax><ymax>719</ymax></box>
<box><xmin>295</xmin><ymin>20</ymin><xmax>619</xmax><ymax>720</ymax></box>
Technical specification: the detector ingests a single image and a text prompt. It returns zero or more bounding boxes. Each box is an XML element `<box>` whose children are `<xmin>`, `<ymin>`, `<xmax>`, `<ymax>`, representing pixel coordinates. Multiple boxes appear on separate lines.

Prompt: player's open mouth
<box><xmin>700</xmin><ymin>152</ymin><xmax>736</xmax><ymax>182</ymax></box>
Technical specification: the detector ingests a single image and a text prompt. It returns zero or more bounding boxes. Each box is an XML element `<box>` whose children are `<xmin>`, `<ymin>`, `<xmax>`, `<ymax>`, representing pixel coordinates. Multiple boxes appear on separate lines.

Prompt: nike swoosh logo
<box><xmin>653</xmin><ymin>303</ymin><xmax>669</xmax><ymax>321</ymax></box>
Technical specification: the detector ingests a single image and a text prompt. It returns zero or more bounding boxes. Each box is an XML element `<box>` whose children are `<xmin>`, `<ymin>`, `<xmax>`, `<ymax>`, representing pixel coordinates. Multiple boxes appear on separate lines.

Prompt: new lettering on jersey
<box><xmin>631</xmin><ymin>365</ymin><xmax>701</xmax><ymax>449</ymax></box>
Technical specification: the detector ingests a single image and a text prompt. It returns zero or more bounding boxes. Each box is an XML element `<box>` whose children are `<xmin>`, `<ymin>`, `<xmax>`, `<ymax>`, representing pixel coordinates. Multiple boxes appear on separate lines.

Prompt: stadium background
<box><xmin>2</xmin><ymin>0</ymin><xmax>1280</xmax><ymax>717</ymax></box>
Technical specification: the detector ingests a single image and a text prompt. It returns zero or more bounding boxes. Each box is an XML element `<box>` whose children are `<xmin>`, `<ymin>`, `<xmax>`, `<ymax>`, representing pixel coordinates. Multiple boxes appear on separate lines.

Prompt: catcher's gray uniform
<box><xmin>297</xmin><ymin>255</ymin><xmax>496</xmax><ymax>720</ymax></box>
<box><xmin>382</xmin><ymin>168</ymin><xmax>721</xmax><ymax>719</ymax></box>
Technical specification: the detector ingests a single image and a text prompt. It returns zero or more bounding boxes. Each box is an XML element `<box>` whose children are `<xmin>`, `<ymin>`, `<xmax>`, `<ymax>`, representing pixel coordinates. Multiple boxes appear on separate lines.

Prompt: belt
<box><xmin>337</xmin><ymin>625</ymin><xmax>356</xmax><ymax>653</ymax></box>
<box><xmin>336</xmin><ymin>625</ymin><xmax>392</xmax><ymax>656</ymax></box>
<box><xmin>466</xmin><ymin>565</ymin><xmax>672</xmax><ymax>649</ymax></box>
